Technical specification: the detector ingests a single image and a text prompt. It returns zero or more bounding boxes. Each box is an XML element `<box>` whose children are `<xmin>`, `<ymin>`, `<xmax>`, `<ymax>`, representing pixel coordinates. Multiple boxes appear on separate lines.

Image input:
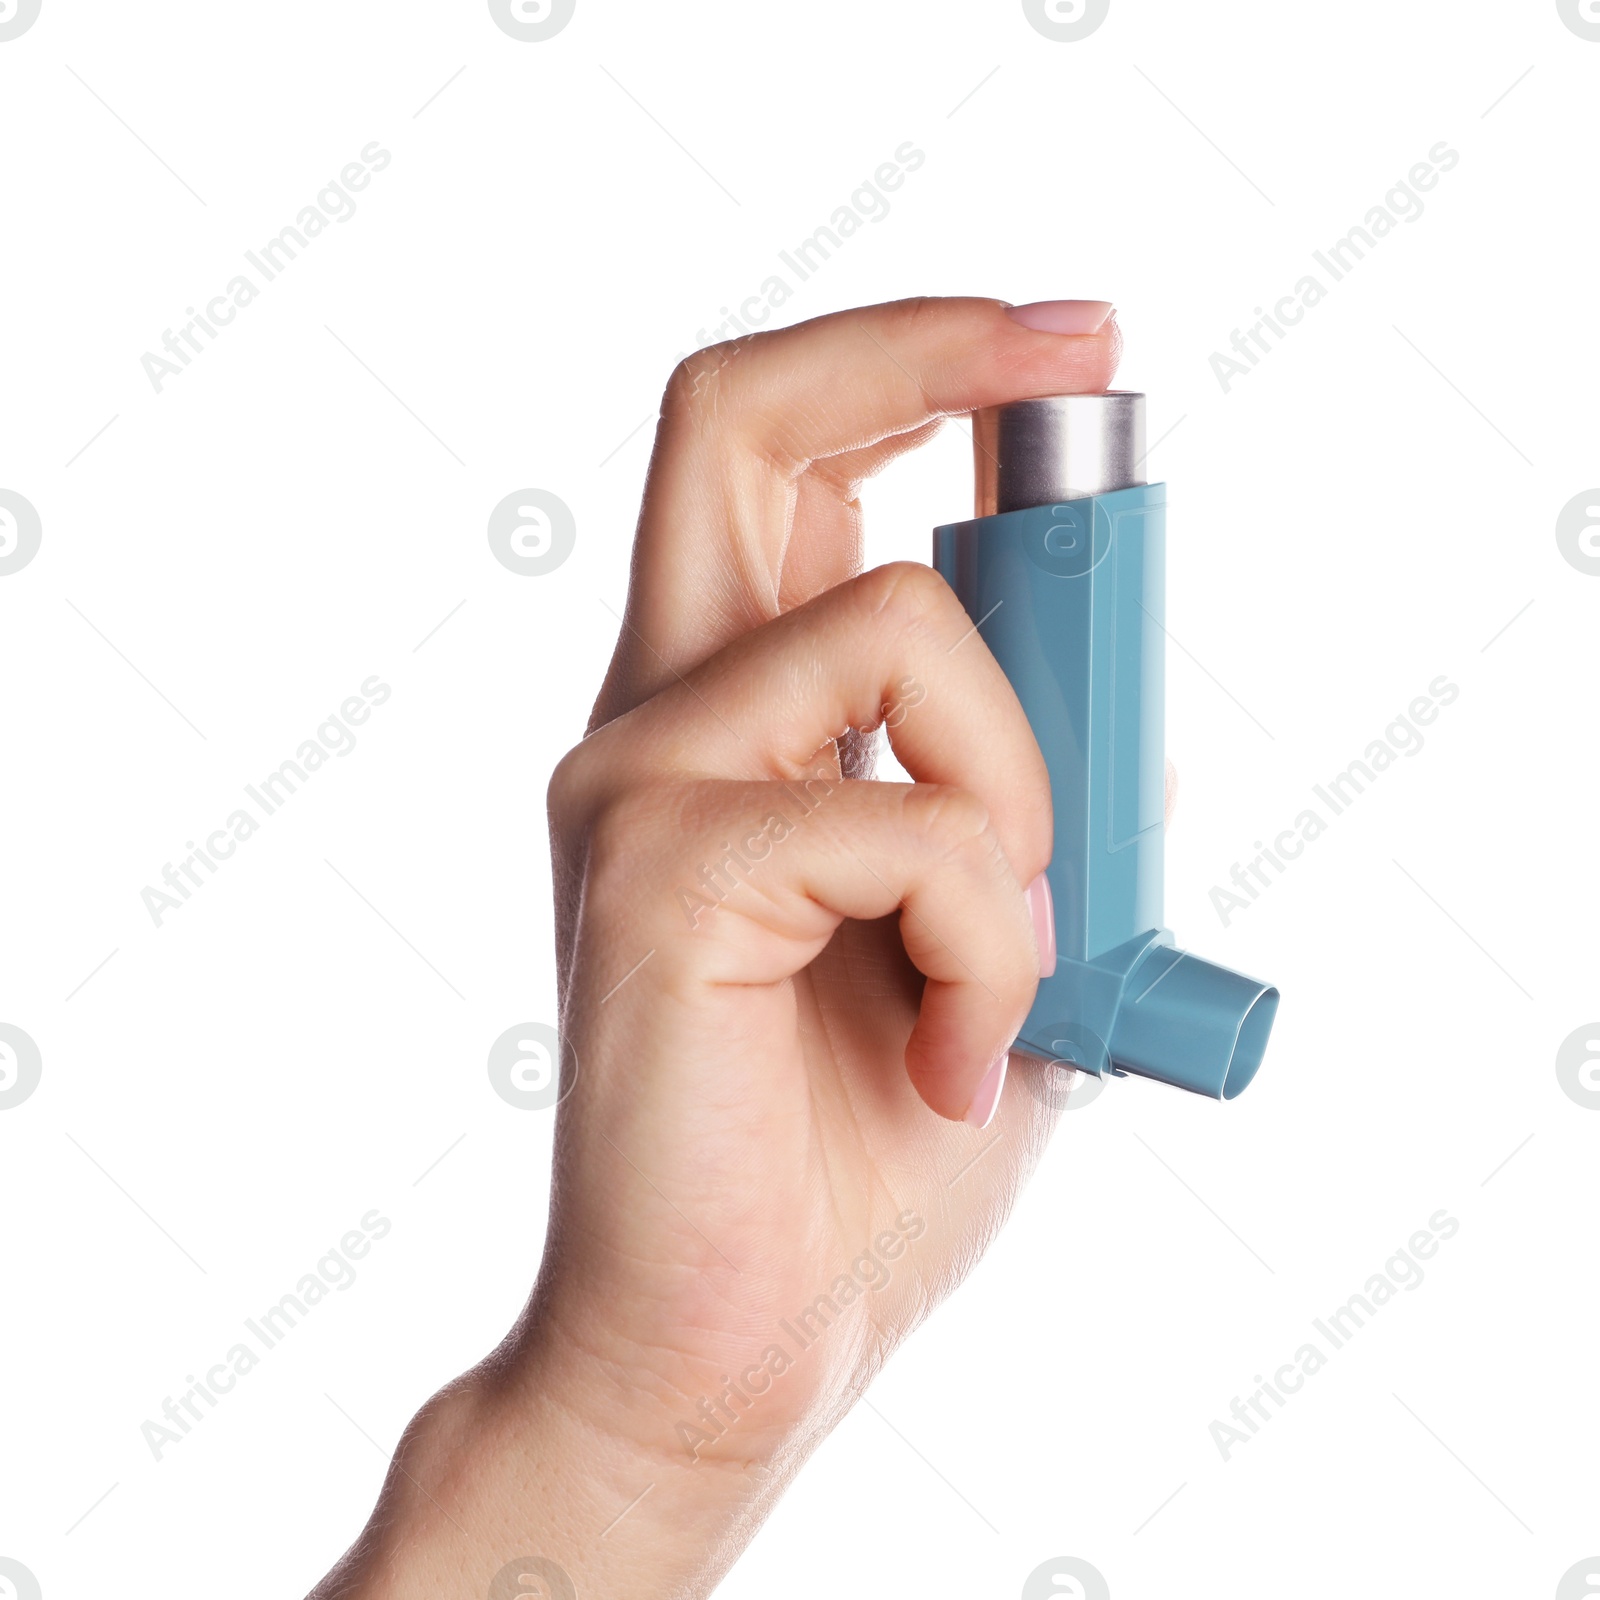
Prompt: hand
<box><xmin>313</xmin><ymin>297</ymin><xmax>1125</xmax><ymax>1599</ymax></box>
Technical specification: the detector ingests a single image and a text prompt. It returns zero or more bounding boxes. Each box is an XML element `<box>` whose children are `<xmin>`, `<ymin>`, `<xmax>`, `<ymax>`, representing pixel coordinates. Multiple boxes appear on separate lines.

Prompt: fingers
<box><xmin>663</xmin><ymin>296</ymin><xmax>1118</xmax><ymax>469</ymax></box>
<box><xmin>583</xmin><ymin>779</ymin><xmax>1045</xmax><ymax>1124</ymax></box>
<box><xmin>604</xmin><ymin>561</ymin><xmax>1053</xmax><ymax>891</ymax></box>
<box><xmin>602</xmin><ymin>296</ymin><xmax>1121</xmax><ymax>716</ymax></box>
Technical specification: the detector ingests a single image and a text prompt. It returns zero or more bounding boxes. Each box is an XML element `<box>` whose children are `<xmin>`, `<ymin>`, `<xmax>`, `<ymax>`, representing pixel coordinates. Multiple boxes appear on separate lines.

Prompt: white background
<box><xmin>2</xmin><ymin>1</ymin><xmax>1597</xmax><ymax>1596</ymax></box>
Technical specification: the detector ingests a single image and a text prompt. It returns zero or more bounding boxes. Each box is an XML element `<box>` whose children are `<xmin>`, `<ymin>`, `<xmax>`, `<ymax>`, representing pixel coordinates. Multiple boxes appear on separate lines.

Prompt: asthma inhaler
<box><xmin>933</xmin><ymin>393</ymin><xmax>1278</xmax><ymax>1098</ymax></box>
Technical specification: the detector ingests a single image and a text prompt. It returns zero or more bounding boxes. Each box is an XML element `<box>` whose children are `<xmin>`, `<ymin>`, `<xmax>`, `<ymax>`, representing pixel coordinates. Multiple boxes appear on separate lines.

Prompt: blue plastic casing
<box><xmin>933</xmin><ymin>483</ymin><xmax>1278</xmax><ymax>1098</ymax></box>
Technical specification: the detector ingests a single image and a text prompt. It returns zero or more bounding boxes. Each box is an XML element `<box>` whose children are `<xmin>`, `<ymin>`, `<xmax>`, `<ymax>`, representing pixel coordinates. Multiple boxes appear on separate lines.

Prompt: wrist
<box><xmin>317</xmin><ymin>1322</ymin><xmax>794</xmax><ymax>1600</ymax></box>
<box><xmin>507</xmin><ymin>1326</ymin><xmax>785</xmax><ymax>1565</ymax></box>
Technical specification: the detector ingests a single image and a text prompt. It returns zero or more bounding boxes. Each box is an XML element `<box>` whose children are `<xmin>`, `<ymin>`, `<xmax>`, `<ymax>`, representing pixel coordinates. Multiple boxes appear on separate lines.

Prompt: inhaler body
<box><xmin>933</xmin><ymin>394</ymin><xmax>1277</xmax><ymax>1099</ymax></box>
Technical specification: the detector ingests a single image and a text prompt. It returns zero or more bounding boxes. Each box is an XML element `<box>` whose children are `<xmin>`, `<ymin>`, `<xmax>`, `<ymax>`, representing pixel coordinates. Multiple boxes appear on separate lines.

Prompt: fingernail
<box><xmin>965</xmin><ymin>1049</ymin><xmax>1010</xmax><ymax>1129</ymax></box>
<box><xmin>1027</xmin><ymin>872</ymin><xmax>1057</xmax><ymax>978</ymax></box>
<box><xmin>1006</xmin><ymin>299</ymin><xmax>1115</xmax><ymax>334</ymax></box>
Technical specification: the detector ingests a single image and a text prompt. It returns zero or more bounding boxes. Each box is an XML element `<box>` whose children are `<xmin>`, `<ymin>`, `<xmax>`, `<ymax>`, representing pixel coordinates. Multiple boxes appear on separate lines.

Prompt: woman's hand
<box><xmin>313</xmin><ymin>296</ymin><xmax>1123</xmax><ymax>1600</ymax></box>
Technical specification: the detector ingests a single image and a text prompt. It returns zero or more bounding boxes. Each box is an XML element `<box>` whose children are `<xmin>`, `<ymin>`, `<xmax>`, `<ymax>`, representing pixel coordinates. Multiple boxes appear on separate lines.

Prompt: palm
<box><xmin>552</xmin><ymin>887</ymin><xmax>1047</xmax><ymax>1465</ymax></box>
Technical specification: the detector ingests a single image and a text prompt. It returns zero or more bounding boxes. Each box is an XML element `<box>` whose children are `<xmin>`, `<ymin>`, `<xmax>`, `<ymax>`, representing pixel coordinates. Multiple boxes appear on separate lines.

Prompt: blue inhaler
<box><xmin>933</xmin><ymin>393</ymin><xmax>1278</xmax><ymax>1098</ymax></box>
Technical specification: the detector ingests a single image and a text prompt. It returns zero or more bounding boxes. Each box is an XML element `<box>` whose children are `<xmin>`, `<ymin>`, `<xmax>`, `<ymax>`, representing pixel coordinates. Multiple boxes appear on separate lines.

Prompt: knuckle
<box><xmin>546</xmin><ymin>742</ymin><xmax>595</xmax><ymax>836</ymax></box>
<box><xmin>855</xmin><ymin>559</ymin><xmax>960</xmax><ymax>635</ymax></box>
<box><xmin>664</xmin><ymin>338</ymin><xmax>806</xmax><ymax>478</ymax></box>
<box><xmin>547</xmin><ymin>728</ymin><xmax>648</xmax><ymax>868</ymax></box>
<box><xmin>879</xmin><ymin>295</ymin><xmax>944</xmax><ymax>343</ymax></box>
<box><xmin>663</xmin><ymin>339</ymin><xmax>747</xmax><ymax>427</ymax></box>
<box><xmin>902</xmin><ymin>783</ymin><xmax>992</xmax><ymax>860</ymax></box>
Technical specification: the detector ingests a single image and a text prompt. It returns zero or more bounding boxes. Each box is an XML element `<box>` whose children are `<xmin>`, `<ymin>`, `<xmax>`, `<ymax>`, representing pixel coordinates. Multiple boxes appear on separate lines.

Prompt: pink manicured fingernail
<box><xmin>1006</xmin><ymin>299</ymin><xmax>1115</xmax><ymax>334</ymax></box>
<box><xmin>1027</xmin><ymin>872</ymin><xmax>1057</xmax><ymax>978</ymax></box>
<box><xmin>965</xmin><ymin>1049</ymin><xmax>1010</xmax><ymax>1129</ymax></box>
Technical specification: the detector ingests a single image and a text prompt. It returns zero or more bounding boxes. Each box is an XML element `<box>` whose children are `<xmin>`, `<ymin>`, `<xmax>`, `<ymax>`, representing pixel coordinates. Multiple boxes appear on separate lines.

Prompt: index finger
<box><xmin>665</xmin><ymin>295</ymin><xmax>1118</xmax><ymax>466</ymax></box>
<box><xmin>606</xmin><ymin>296</ymin><xmax>1120</xmax><ymax>716</ymax></box>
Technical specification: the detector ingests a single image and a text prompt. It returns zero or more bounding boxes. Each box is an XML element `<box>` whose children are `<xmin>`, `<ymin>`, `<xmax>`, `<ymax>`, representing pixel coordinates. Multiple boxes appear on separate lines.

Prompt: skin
<box><xmin>311</xmin><ymin>296</ymin><xmax>1160</xmax><ymax>1599</ymax></box>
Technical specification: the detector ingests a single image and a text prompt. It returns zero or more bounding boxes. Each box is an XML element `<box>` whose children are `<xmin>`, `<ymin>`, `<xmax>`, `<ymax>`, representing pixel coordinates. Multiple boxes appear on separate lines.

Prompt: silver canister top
<box><xmin>973</xmin><ymin>391</ymin><xmax>1145</xmax><ymax>515</ymax></box>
